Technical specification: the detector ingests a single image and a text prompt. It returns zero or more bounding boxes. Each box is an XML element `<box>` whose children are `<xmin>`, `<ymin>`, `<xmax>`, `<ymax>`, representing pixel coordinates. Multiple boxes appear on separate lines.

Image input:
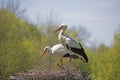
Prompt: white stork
<box><xmin>41</xmin><ymin>44</ymin><xmax>79</xmax><ymax>68</ymax></box>
<box><xmin>54</xmin><ymin>24</ymin><xmax>88</xmax><ymax>63</ymax></box>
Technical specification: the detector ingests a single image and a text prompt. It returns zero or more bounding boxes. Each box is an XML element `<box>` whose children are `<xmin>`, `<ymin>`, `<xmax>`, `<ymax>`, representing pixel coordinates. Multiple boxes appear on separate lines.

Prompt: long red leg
<box><xmin>57</xmin><ymin>58</ymin><xmax>64</xmax><ymax>69</ymax></box>
<box><xmin>60</xmin><ymin>58</ymin><xmax>63</xmax><ymax>65</ymax></box>
<box><xmin>57</xmin><ymin>63</ymin><xmax>64</xmax><ymax>69</ymax></box>
<box><xmin>67</xmin><ymin>55</ymin><xmax>72</xmax><ymax>63</ymax></box>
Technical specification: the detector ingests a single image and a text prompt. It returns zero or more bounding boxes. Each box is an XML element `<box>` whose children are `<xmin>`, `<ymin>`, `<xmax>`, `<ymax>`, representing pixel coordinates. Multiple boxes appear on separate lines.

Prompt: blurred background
<box><xmin>0</xmin><ymin>0</ymin><xmax>120</xmax><ymax>79</ymax></box>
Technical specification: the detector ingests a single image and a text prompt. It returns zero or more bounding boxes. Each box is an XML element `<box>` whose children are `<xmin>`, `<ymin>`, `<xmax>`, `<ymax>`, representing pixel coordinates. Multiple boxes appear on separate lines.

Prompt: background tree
<box><xmin>0</xmin><ymin>0</ymin><xmax>26</xmax><ymax>16</ymax></box>
<box><xmin>0</xmin><ymin>10</ymin><xmax>44</xmax><ymax>79</ymax></box>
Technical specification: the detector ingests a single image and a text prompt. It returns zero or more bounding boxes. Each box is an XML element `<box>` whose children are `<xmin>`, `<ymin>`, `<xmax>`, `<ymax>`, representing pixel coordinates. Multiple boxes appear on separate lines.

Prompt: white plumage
<box><xmin>41</xmin><ymin>44</ymin><xmax>69</xmax><ymax>57</ymax></box>
<box><xmin>41</xmin><ymin>44</ymin><xmax>78</xmax><ymax>67</ymax></box>
<box><xmin>54</xmin><ymin>24</ymin><xmax>88</xmax><ymax>63</ymax></box>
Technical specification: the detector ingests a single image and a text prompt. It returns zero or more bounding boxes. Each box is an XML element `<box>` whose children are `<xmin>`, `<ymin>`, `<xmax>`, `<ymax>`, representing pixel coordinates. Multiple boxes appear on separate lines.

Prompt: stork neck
<box><xmin>60</xmin><ymin>29</ymin><xmax>64</xmax><ymax>35</ymax></box>
<box><xmin>58</xmin><ymin>29</ymin><xmax>65</xmax><ymax>44</ymax></box>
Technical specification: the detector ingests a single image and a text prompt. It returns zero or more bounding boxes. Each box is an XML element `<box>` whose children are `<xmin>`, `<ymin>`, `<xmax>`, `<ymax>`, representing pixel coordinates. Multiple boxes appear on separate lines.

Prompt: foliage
<box><xmin>87</xmin><ymin>27</ymin><xmax>120</xmax><ymax>80</ymax></box>
<box><xmin>0</xmin><ymin>10</ymin><xmax>44</xmax><ymax>79</ymax></box>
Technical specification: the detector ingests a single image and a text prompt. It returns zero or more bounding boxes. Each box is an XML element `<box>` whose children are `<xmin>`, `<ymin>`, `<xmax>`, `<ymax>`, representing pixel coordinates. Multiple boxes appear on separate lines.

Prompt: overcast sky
<box><xmin>23</xmin><ymin>0</ymin><xmax>120</xmax><ymax>46</ymax></box>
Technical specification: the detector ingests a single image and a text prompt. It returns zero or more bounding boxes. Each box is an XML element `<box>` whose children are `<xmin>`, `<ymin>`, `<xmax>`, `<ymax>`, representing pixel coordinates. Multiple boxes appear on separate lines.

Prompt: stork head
<box><xmin>54</xmin><ymin>24</ymin><xmax>67</xmax><ymax>32</ymax></box>
<box><xmin>41</xmin><ymin>46</ymin><xmax>51</xmax><ymax>57</ymax></box>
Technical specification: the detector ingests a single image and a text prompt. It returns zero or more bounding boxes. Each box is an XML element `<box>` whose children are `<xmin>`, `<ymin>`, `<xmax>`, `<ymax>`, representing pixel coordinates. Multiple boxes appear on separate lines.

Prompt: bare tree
<box><xmin>45</xmin><ymin>11</ymin><xmax>61</xmax><ymax>29</ymax></box>
<box><xmin>69</xmin><ymin>25</ymin><xmax>91</xmax><ymax>44</ymax></box>
<box><xmin>0</xmin><ymin>0</ymin><xmax>26</xmax><ymax>16</ymax></box>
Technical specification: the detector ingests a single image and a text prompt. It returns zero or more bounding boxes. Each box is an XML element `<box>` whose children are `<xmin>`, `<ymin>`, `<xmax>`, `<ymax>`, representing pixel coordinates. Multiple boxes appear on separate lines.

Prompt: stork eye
<box><xmin>46</xmin><ymin>48</ymin><xmax>48</xmax><ymax>50</ymax></box>
<box><xmin>44</xmin><ymin>47</ymin><xmax>47</xmax><ymax>51</ymax></box>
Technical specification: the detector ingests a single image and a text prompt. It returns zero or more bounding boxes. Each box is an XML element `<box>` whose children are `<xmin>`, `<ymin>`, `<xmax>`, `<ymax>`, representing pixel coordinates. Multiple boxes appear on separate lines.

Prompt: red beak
<box><xmin>54</xmin><ymin>26</ymin><xmax>62</xmax><ymax>32</ymax></box>
<box><xmin>41</xmin><ymin>50</ymin><xmax>46</xmax><ymax>57</ymax></box>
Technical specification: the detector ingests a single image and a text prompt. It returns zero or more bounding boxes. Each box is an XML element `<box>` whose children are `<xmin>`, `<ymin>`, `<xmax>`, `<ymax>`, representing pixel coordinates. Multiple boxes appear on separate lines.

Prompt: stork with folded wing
<box><xmin>41</xmin><ymin>44</ymin><xmax>79</xmax><ymax>68</ymax></box>
<box><xmin>54</xmin><ymin>24</ymin><xmax>88</xmax><ymax>63</ymax></box>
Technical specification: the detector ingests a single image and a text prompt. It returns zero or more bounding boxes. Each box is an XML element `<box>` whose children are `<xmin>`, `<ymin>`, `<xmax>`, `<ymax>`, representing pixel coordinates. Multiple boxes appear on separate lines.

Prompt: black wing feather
<box><xmin>70</xmin><ymin>47</ymin><xmax>88</xmax><ymax>62</ymax></box>
<box><xmin>71</xmin><ymin>55</ymin><xmax>79</xmax><ymax>59</ymax></box>
<box><xmin>63</xmin><ymin>53</ymin><xmax>79</xmax><ymax>59</ymax></box>
<box><xmin>63</xmin><ymin>53</ymin><xmax>70</xmax><ymax>57</ymax></box>
<box><xmin>66</xmin><ymin>44</ymin><xmax>69</xmax><ymax>50</ymax></box>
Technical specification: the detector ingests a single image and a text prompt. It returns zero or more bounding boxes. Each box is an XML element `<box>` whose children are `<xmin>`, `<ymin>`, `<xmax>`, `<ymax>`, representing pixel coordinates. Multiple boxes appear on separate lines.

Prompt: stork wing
<box><xmin>63</xmin><ymin>53</ymin><xmax>79</xmax><ymax>59</ymax></box>
<box><xmin>65</xmin><ymin>37</ymin><xmax>82</xmax><ymax>49</ymax></box>
<box><xmin>64</xmin><ymin>37</ymin><xmax>88</xmax><ymax>62</ymax></box>
<box><xmin>71</xmin><ymin>55</ymin><xmax>79</xmax><ymax>59</ymax></box>
<box><xmin>70</xmin><ymin>47</ymin><xmax>88</xmax><ymax>62</ymax></box>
